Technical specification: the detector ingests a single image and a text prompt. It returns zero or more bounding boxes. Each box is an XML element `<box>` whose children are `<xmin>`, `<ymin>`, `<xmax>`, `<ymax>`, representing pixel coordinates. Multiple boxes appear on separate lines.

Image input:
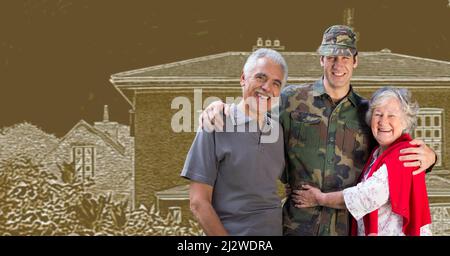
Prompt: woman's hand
<box><xmin>292</xmin><ymin>184</ymin><xmax>323</xmax><ymax>208</ymax></box>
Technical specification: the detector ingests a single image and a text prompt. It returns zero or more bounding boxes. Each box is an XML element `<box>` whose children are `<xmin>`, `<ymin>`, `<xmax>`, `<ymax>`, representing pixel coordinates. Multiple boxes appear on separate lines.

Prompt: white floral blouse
<box><xmin>342</xmin><ymin>149</ymin><xmax>432</xmax><ymax>236</ymax></box>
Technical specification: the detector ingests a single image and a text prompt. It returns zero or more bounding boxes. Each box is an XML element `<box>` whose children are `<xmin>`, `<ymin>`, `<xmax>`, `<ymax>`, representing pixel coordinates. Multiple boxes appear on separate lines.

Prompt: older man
<box><xmin>181</xmin><ymin>48</ymin><xmax>287</xmax><ymax>235</ymax></box>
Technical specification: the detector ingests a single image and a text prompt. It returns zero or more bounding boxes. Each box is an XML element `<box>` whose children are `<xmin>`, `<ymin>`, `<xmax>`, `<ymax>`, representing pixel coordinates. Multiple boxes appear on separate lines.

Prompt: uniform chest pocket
<box><xmin>338</xmin><ymin>121</ymin><xmax>371</xmax><ymax>169</ymax></box>
<box><xmin>289</xmin><ymin>111</ymin><xmax>322</xmax><ymax>148</ymax></box>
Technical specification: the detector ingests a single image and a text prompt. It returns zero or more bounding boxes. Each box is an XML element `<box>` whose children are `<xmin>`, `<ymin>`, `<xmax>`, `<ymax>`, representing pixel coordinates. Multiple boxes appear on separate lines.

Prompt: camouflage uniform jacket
<box><xmin>280</xmin><ymin>79</ymin><xmax>375</xmax><ymax>236</ymax></box>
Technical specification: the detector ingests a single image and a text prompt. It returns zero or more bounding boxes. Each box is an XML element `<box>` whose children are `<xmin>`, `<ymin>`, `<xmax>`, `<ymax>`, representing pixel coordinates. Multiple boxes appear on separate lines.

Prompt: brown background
<box><xmin>1</xmin><ymin>0</ymin><xmax>449</xmax><ymax>136</ymax></box>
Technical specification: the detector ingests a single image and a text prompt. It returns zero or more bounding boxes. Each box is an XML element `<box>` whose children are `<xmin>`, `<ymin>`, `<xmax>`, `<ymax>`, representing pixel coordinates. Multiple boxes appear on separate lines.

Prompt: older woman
<box><xmin>294</xmin><ymin>87</ymin><xmax>432</xmax><ymax>236</ymax></box>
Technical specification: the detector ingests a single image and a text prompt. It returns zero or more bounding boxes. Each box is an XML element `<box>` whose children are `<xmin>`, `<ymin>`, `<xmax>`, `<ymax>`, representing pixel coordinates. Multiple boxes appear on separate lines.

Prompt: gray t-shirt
<box><xmin>181</xmin><ymin>104</ymin><xmax>285</xmax><ymax>236</ymax></box>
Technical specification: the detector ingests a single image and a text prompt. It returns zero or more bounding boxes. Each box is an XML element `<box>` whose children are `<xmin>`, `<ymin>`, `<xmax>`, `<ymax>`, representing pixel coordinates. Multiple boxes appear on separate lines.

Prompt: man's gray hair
<box><xmin>366</xmin><ymin>87</ymin><xmax>419</xmax><ymax>134</ymax></box>
<box><xmin>243</xmin><ymin>48</ymin><xmax>288</xmax><ymax>85</ymax></box>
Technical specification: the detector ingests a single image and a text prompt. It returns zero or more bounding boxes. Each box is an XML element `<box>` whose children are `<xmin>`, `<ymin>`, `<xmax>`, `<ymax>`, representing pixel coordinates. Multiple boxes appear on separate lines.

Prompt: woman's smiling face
<box><xmin>371</xmin><ymin>97</ymin><xmax>407</xmax><ymax>150</ymax></box>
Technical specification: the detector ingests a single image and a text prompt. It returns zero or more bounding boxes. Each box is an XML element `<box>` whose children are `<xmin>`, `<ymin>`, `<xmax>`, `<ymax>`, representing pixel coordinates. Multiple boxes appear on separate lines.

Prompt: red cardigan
<box><xmin>350</xmin><ymin>133</ymin><xmax>431</xmax><ymax>236</ymax></box>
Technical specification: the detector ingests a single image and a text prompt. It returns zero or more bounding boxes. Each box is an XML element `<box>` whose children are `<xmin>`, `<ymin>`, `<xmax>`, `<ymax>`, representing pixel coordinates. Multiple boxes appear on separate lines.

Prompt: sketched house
<box><xmin>155</xmin><ymin>184</ymin><xmax>190</xmax><ymax>225</ymax></box>
<box><xmin>110</xmin><ymin>43</ymin><xmax>450</xmax><ymax>232</ymax></box>
<box><xmin>42</xmin><ymin>106</ymin><xmax>135</xmax><ymax>207</ymax></box>
<box><xmin>426</xmin><ymin>175</ymin><xmax>450</xmax><ymax>235</ymax></box>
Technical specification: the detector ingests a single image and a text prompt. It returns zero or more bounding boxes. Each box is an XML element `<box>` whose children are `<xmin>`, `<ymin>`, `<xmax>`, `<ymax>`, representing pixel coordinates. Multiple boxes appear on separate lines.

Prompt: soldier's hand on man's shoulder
<box><xmin>199</xmin><ymin>101</ymin><xmax>229</xmax><ymax>132</ymax></box>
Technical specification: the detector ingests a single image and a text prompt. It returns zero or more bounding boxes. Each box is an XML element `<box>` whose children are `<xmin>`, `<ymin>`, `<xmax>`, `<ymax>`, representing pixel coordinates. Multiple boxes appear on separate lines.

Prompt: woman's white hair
<box><xmin>366</xmin><ymin>87</ymin><xmax>419</xmax><ymax>134</ymax></box>
<box><xmin>243</xmin><ymin>48</ymin><xmax>288</xmax><ymax>85</ymax></box>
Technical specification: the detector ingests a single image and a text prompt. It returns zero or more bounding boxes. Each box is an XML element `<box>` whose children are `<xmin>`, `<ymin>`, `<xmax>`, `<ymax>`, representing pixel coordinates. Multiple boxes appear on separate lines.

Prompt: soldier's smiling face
<box><xmin>371</xmin><ymin>97</ymin><xmax>407</xmax><ymax>151</ymax></box>
<box><xmin>240</xmin><ymin>57</ymin><xmax>283</xmax><ymax>114</ymax></box>
<box><xmin>321</xmin><ymin>55</ymin><xmax>358</xmax><ymax>90</ymax></box>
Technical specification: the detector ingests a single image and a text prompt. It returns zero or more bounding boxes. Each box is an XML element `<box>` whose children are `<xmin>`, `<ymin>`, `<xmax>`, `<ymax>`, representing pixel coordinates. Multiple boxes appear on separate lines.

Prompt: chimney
<box><xmin>274</xmin><ymin>39</ymin><xmax>280</xmax><ymax>47</ymax></box>
<box><xmin>94</xmin><ymin>105</ymin><xmax>119</xmax><ymax>141</ymax></box>
<box><xmin>343</xmin><ymin>8</ymin><xmax>359</xmax><ymax>42</ymax></box>
<box><xmin>103</xmin><ymin>105</ymin><xmax>109</xmax><ymax>122</ymax></box>
<box><xmin>257</xmin><ymin>37</ymin><xmax>263</xmax><ymax>47</ymax></box>
<box><xmin>252</xmin><ymin>37</ymin><xmax>285</xmax><ymax>51</ymax></box>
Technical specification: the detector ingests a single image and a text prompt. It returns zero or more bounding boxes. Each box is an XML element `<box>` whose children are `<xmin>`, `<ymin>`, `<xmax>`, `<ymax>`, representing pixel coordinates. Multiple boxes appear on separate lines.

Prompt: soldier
<box><xmin>200</xmin><ymin>25</ymin><xmax>436</xmax><ymax>236</ymax></box>
<box><xmin>281</xmin><ymin>25</ymin><xmax>436</xmax><ymax>236</ymax></box>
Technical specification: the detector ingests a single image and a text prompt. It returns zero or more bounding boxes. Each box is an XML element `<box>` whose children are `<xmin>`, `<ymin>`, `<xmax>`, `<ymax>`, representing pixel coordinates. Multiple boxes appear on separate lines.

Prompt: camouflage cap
<box><xmin>317</xmin><ymin>25</ymin><xmax>357</xmax><ymax>57</ymax></box>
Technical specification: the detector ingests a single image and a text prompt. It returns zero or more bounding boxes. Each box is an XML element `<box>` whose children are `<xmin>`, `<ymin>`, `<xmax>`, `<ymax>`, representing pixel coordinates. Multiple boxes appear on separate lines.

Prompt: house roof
<box><xmin>41</xmin><ymin>120</ymin><xmax>126</xmax><ymax>162</ymax></box>
<box><xmin>111</xmin><ymin>49</ymin><xmax>450</xmax><ymax>86</ymax></box>
<box><xmin>155</xmin><ymin>184</ymin><xmax>189</xmax><ymax>200</ymax></box>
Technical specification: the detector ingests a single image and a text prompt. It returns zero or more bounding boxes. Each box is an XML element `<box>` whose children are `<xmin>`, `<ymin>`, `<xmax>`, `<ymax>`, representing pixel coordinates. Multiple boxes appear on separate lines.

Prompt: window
<box><xmin>72</xmin><ymin>146</ymin><xmax>96</xmax><ymax>182</ymax></box>
<box><xmin>414</xmin><ymin>108</ymin><xmax>444</xmax><ymax>167</ymax></box>
<box><xmin>168</xmin><ymin>206</ymin><xmax>182</xmax><ymax>224</ymax></box>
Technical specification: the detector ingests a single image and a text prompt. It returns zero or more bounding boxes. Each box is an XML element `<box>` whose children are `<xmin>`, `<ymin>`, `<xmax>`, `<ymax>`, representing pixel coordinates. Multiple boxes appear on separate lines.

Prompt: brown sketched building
<box><xmin>111</xmin><ymin>43</ymin><xmax>450</xmax><ymax>233</ymax></box>
<box><xmin>42</xmin><ymin>106</ymin><xmax>135</xmax><ymax>207</ymax></box>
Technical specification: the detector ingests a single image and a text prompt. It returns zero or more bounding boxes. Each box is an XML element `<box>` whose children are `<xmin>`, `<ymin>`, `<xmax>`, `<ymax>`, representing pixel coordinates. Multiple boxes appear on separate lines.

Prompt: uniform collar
<box><xmin>312</xmin><ymin>79</ymin><xmax>327</xmax><ymax>97</ymax></box>
<box><xmin>346</xmin><ymin>87</ymin><xmax>359</xmax><ymax>107</ymax></box>
<box><xmin>312</xmin><ymin>78</ymin><xmax>358</xmax><ymax>107</ymax></box>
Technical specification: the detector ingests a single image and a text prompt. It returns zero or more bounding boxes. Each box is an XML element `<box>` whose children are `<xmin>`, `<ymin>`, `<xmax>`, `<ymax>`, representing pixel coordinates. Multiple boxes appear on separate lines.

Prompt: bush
<box><xmin>0</xmin><ymin>155</ymin><xmax>202</xmax><ymax>236</ymax></box>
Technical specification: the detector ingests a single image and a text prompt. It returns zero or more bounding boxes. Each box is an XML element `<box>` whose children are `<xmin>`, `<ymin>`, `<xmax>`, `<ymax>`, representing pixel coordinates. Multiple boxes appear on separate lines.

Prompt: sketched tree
<box><xmin>0</xmin><ymin>155</ymin><xmax>61</xmax><ymax>235</ymax></box>
<box><xmin>0</xmin><ymin>156</ymin><xmax>203</xmax><ymax>236</ymax></box>
<box><xmin>0</xmin><ymin>122</ymin><xmax>58</xmax><ymax>163</ymax></box>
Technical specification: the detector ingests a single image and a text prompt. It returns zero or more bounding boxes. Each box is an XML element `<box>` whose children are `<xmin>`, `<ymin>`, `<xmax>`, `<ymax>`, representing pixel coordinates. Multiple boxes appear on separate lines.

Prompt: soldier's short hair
<box><xmin>243</xmin><ymin>48</ymin><xmax>288</xmax><ymax>85</ymax></box>
<box><xmin>366</xmin><ymin>87</ymin><xmax>419</xmax><ymax>134</ymax></box>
